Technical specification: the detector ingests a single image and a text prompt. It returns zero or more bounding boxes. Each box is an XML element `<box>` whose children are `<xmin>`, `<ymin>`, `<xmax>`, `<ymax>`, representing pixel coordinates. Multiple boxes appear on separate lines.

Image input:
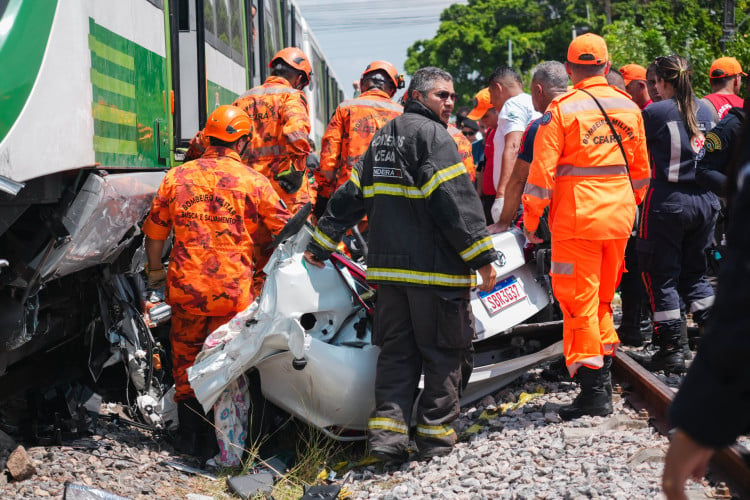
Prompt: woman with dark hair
<box><xmin>633</xmin><ymin>55</ymin><xmax>720</xmax><ymax>374</ymax></box>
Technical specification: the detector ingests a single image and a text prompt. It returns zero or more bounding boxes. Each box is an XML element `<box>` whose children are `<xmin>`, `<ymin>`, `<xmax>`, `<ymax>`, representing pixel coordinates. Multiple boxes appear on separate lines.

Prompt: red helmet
<box><xmin>362</xmin><ymin>60</ymin><xmax>405</xmax><ymax>89</ymax></box>
<box><xmin>204</xmin><ymin>105</ymin><xmax>251</xmax><ymax>142</ymax></box>
<box><xmin>270</xmin><ymin>47</ymin><xmax>312</xmax><ymax>85</ymax></box>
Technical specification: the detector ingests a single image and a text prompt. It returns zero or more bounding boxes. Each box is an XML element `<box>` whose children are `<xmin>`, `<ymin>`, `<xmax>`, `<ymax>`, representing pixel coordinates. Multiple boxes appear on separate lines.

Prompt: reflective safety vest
<box><xmin>315</xmin><ymin>89</ymin><xmax>403</xmax><ymax>198</ymax></box>
<box><xmin>448</xmin><ymin>125</ymin><xmax>476</xmax><ymax>182</ymax></box>
<box><xmin>523</xmin><ymin>76</ymin><xmax>650</xmax><ymax>240</ymax></box>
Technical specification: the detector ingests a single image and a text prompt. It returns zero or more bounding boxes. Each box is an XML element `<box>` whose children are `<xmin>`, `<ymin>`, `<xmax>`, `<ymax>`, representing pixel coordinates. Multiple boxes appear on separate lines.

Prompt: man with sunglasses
<box><xmin>305</xmin><ymin>67</ymin><xmax>497</xmax><ymax>463</ymax></box>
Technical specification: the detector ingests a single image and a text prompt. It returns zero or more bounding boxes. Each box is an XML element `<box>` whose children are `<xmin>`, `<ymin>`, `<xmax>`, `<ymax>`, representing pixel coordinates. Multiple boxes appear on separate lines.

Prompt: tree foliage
<box><xmin>405</xmin><ymin>0</ymin><xmax>749</xmax><ymax>104</ymax></box>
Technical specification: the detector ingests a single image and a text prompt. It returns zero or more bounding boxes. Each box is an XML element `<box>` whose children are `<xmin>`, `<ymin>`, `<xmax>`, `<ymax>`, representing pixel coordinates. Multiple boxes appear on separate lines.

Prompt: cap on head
<box><xmin>710</xmin><ymin>57</ymin><xmax>746</xmax><ymax>79</ymax></box>
<box><xmin>362</xmin><ymin>60</ymin><xmax>405</xmax><ymax>89</ymax></box>
<box><xmin>620</xmin><ymin>63</ymin><xmax>647</xmax><ymax>85</ymax></box>
<box><xmin>466</xmin><ymin>88</ymin><xmax>492</xmax><ymax>120</ymax></box>
<box><xmin>271</xmin><ymin>47</ymin><xmax>312</xmax><ymax>82</ymax></box>
<box><xmin>204</xmin><ymin>105</ymin><xmax>251</xmax><ymax>142</ymax></box>
<box><xmin>567</xmin><ymin>33</ymin><xmax>608</xmax><ymax>65</ymax></box>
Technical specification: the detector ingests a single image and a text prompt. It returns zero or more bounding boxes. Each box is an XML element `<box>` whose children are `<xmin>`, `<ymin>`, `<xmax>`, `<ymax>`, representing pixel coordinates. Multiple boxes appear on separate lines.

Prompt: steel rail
<box><xmin>613</xmin><ymin>351</ymin><xmax>750</xmax><ymax>499</ymax></box>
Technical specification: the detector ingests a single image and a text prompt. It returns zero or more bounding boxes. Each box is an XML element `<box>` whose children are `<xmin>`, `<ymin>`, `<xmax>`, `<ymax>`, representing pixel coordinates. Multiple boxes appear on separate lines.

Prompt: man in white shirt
<box><xmin>488</xmin><ymin>67</ymin><xmax>541</xmax><ymax>223</ymax></box>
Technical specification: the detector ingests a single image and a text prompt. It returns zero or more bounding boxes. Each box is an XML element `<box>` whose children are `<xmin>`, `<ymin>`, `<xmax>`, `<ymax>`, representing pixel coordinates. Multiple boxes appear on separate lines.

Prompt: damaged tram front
<box><xmin>0</xmin><ymin>0</ymin><xmax>344</xmax><ymax>436</ymax></box>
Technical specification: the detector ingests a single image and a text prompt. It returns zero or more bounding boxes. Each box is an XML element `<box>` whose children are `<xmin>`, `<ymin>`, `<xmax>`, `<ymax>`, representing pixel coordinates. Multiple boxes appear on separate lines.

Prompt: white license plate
<box><xmin>477</xmin><ymin>276</ymin><xmax>526</xmax><ymax>316</ymax></box>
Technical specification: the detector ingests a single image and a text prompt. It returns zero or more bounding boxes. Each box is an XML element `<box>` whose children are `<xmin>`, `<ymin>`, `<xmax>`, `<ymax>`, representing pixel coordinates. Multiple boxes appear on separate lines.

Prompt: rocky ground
<box><xmin>1</xmin><ymin>359</ymin><xmax>732</xmax><ymax>500</ymax></box>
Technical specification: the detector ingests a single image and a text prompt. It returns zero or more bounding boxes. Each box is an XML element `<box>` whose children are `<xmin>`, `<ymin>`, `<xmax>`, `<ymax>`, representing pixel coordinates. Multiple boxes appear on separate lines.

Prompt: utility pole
<box><xmin>508</xmin><ymin>38</ymin><xmax>513</xmax><ymax>67</ymax></box>
<box><xmin>720</xmin><ymin>0</ymin><xmax>736</xmax><ymax>52</ymax></box>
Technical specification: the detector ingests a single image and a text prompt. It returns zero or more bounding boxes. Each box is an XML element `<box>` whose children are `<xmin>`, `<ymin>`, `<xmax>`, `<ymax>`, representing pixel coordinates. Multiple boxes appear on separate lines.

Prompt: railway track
<box><xmin>613</xmin><ymin>351</ymin><xmax>750</xmax><ymax>499</ymax></box>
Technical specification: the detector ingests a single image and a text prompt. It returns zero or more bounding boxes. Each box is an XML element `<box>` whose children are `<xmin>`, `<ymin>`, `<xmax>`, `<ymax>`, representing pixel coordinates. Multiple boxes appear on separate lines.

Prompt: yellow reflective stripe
<box><xmin>367</xmin><ymin>267</ymin><xmax>475</xmax><ymax>287</ymax></box>
<box><xmin>421</xmin><ymin>162</ymin><xmax>466</xmax><ymax>197</ymax></box>
<box><xmin>350</xmin><ymin>168</ymin><xmax>361</xmax><ymax>189</ymax></box>
<box><xmin>312</xmin><ymin>228</ymin><xmax>338</xmax><ymax>251</ymax></box>
<box><xmin>362</xmin><ymin>183</ymin><xmax>423</xmax><ymax>199</ymax></box>
<box><xmin>368</xmin><ymin>417</ymin><xmax>408</xmax><ymax>434</ymax></box>
<box><xmin>360</xmin><ymin>163</ymin><xmax>466</xmax><ymax>200</ymax></box>
<box><xmin>459</xmin><ymin>236</ymin><xmax>494</xmax><ymax>262</ymax></box>
<box><xmin>416</xmin><ymin>424</ymin><xmax>456</xmax><ymax>438</ymax></box>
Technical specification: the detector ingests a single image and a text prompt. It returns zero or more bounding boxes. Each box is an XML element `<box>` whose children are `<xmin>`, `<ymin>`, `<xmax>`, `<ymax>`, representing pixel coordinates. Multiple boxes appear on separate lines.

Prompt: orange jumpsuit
<box><xmin>522</xmin><ymin>76</ymin><xmax>650</xmax><ymax>376</ymax></box>
<box><xmin>315</xmin><ymin>88</ymin><xmax>403</xmax><ymax>198</ymax></box>
<box><xmin>142</xmin><ymin>146</ymin><xmax>291</xmax><ymax>401</ymax></box>
<box><xmin>232</xmin><ymin>76</ymin><xmax>313</xmax><ymax>214</ymax></box>
<box><xmin>448</xmin><ymin>125</ymin><xmax>477</xmax><ymax>182</ymax></box>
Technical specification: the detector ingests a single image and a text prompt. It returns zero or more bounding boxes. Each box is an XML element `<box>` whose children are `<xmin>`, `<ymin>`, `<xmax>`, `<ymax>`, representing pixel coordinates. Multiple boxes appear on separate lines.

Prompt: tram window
<box><xmin>204</xmin><ymin>0</ymin><xmax>217</xmax><ymax>35</ymax></box>
<box><xmin>263</xmin><ymin>0</ymin><xmax>283</xmax><ymax>72</ymax></box>
<box><xmin>230</xmin><ymin>0</ymin><xmax>245</xmax><ymax>58</ymax></box>
<box><xmin>216</xmin><ymin>0</ymin><xmax>231</xmax><ymax>46</ymax></box>
<box><xmin>178</xmin><ymin>0</ymin><xmax>190</xmax><ymax>30</ymax></box>
<box><xmin>0</xmin><ymin>0</ymin><xmax>8</xmax><ymax>20</ymax></box>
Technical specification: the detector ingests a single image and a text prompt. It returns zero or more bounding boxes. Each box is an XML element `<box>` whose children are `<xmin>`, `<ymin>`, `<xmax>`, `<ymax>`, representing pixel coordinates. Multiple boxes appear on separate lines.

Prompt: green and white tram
<box><xmin>0</xmin><ymin>0</ymin><xmax>342</xmax><ymax>407</ymax></box>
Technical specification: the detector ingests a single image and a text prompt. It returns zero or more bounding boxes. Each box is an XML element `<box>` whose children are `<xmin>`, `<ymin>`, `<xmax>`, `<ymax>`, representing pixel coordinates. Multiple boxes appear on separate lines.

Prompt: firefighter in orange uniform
<box><xmin>143</xmin><ymin>105</ymin><xmax>291</xmax><ymax>456</ymax></box>
<box><xmin>522</xmin><ymin>34</ymin><xmax>650</xmax><ymax>420</ymax></box>
<box><xmin>232</xmin><ymin>47</ymin><xmax>314</xmax><ymax>214</ymax></box>
<box><xmin>314</xmin><ymin>61</ymin><xmax>404</xmax><ymax>219</ymax></box>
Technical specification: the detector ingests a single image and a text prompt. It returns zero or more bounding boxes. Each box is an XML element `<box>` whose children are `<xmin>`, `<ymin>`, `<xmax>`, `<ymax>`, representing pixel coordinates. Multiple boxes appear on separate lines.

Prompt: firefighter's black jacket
<box><xmin>307</xmin><ymin>99</ymin><xmax>496</xmax><ymax>288</ymax></box>
<box><xmin>669</xmin><ymin>161</ymin><xmax>750</xmax><ymax>447</ymax></box>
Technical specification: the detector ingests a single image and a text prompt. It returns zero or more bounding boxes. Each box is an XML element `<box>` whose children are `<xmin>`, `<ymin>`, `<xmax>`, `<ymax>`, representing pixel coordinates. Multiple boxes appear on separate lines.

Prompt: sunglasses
<box><xmin>461</xmin><ymin>130</ymin><xmax>477</xmax><ymax>137</ymax></box>
<box><xmin>432</xmin><ymin>90</ymin><xmax>458</xmax><ymax>101</ymax></box>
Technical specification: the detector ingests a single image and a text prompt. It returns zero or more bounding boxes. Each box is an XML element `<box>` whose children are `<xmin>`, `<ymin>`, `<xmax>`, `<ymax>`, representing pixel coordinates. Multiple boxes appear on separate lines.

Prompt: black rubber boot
<box><xmin>174</xmin><ymin>398</ymin><xmax>217</xmax><ymax>460</ymax></box>
<box><xmin>617</xmin><ymin>296</ymin><xmax>644</xmax><ymax>347</ymax></box>
<box><xmin>629</xmin><ymin>324</ymin><xmax>686</xmax><ymax>375</ymax></box>
<box><xmin>558</xmin><ymin>366</ymin><xmax>613</xmax><ymax>421</ymax></box>
<box><xmin>602</xmin><ymin>356</ymin><xmax>613</xmax><ymax>397</ymax></box>
<box><xmin>630</xmin><ymin>348</ymin><xmax>686</xmax><ymax>374</ymax></box>
<box><xmin>174</xmin><ymin>399</ymin><xmax>202</xmax><ymax>455</ymax></box>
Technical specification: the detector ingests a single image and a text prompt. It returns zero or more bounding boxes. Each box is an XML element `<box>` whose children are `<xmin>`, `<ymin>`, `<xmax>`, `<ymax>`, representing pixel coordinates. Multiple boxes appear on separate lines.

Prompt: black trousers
<box><xmin>368</xmin><ymin>284</ymin><xmax>474</xmax><ymax>454</ymax></box>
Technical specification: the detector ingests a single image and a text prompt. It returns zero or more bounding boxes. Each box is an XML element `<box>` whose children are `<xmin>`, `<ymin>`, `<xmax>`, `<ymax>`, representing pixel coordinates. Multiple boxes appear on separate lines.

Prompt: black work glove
<box><xmin>274</xmin><ymin>167</ymin><xmax>305</xmax><ymax>194</ymax></box>
<box><xmin>313</xmin><ymin>196</ymin><xmax>329</xmax><ymax>221</ymax></box>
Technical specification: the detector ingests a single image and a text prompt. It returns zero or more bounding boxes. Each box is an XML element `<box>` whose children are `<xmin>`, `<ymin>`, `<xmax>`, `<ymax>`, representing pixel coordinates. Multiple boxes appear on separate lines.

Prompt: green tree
<box><xmin>406</xmin><ymin>0</ymin><xmax>749</xmax><ymax>105</ymax></box>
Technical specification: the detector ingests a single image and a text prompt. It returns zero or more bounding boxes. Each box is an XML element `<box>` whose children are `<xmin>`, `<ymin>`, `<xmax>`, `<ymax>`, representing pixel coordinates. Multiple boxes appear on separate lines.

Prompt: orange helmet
<box><xmin>270</xmin><ymin>47</ymin><xmax>312</xmax><ymax>85</ymax></box>
<box><xmin>204</xmin><ymin>105</ymin><xmax>251</xmax><ymax>142</ymax></box>
<box><xmin>362</xmin><ymin>60</ymin><xmax>405</xmax><ymax>89</ymax></box>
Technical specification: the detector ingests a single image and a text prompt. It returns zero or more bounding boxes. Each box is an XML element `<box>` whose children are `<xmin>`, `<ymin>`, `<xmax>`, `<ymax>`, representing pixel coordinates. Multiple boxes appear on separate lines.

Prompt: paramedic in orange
<box><xmin>142</xmin><ymin>105</ymin><xmax>290</xmax><ymax>455</ymax></box>
<box><xmin>314</xmin><ymin>61</ymin><xmax>404</xmax><ymax>219</ymax></box>
<box><xmin>522</xmin><ymin>34</ymin><xmax>650</xmax><ymax>420</ymax></box>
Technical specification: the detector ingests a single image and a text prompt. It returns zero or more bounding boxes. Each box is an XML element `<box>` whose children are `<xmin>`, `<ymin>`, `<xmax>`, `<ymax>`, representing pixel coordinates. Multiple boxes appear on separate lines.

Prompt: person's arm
<box><xmin>315</xmin><ymin>107</ymin><xmax>345</xmax><ymax>200</ymax></box>
<box><xmin>628</xmin><ymin>111</ymin><xmax>651</xmax><ymax>204</ymax></box>
<box><xmin>495</xmin><ymin>130</ymin><xmax>523</xmax><ymax>198</ymax></box>
<box><xmin>145</xmin><ymin>237</ymin><xmax>166</xmax><ymax>271</ymax></box>
<box><xmin>489</xmin><ymin>158</ymin><xmax>530</xmax><ymax>234</ymax></box>
<box><xmin>662</xmin><ymin>429</ymin><xmax>715</xmax><ymax>500</ymax></box>
<box><xmin>522</xmin><ymin>106</ymin><xmax>564</xmax><ymax>235</ymax></box>
<box><xmin>306</xmin><ymin>160</ymin><xmax>367</xmax><ymax>263</ymax></box>
<box><xmin>284</xmin><ymin>93</ymin><xmax>312</xmax><ymax>167</ymax></box>
<box><xmin>254</xmin><ymin>178</ymin><xmax>292</xmax><ymax>236</ymax></box>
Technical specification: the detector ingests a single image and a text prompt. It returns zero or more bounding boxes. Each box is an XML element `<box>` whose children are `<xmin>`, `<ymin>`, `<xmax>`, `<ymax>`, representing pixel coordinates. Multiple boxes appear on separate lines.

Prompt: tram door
<box><xmin>171</xmin><ymin>0</ymin><xmax>204</xmax><ymax>150</ymax></box>
<box><xmin>171</xmin><ymin>0</ymin><xmax>256</xmax><ymax>152</ymax></box>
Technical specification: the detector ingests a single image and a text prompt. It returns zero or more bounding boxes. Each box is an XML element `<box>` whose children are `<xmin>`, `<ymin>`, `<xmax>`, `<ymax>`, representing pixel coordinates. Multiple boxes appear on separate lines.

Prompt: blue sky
<box><xmin>295</xmin><ymin>0</ymin><xmax>466</xmax><ymax>99</ymax></box>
